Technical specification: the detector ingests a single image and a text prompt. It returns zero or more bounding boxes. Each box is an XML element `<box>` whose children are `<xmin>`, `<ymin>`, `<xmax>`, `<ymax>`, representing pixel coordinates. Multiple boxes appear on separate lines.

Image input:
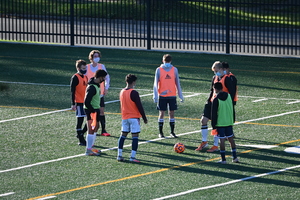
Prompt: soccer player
<box><xmin>84</xmin><ymin>69</ymin><xmax>107</xmax><ymax>156</ymax></box>
<box><xmin>117</xmin><ymin>74</ymin><xmax>148</xmax><ymax>162</ymax></box>
<box><xmin>222</xmin><ymin>61</ymin><xmax>238</xmax><ymax>106</ymax></box>
<box><xmin>211</xmin><ymin>82</ymin><xmax>239</xmax><ymax>164</ymax></box>
<box><xmin>153</xmin><ymin>54</ymin><xmax>184</xmax><ymax>138</ymax></box>
<box><xmin>70</xmin><ymin>59</ymin><xmax>88</xmax><ymax>146</ymax></box>
<box><xmin>195</xmin><ymin>61</ymin><xmax>235</xmax><ymax>152</ymax></box>
<box><xmin>85</xmin><ymin>50</ymin><xmax>111</xmax><ymax>136</ymax></box>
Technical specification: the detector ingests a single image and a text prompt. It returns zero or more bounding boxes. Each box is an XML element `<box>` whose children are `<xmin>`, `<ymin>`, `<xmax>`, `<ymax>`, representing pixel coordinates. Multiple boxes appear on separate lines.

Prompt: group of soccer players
<box><xmin>70</xmin><ymin>51</ymin><xmax>238</xmax><ymax>163</ymax></box>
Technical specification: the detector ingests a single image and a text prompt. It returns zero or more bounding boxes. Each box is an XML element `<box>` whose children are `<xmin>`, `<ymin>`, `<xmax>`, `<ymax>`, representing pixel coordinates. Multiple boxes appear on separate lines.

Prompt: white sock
<box><xmin>213</xmin><ymin>136</ymin><xmax>219</xmax><ymax>146</ymax></box>
<box><xmin>130</xmin><ymin>150</ymin><xmax>137</xmax><ymax>159</ymax></box>
<box><xmin>86</xmin><ymin>134</ymin><xmax>94</xmax><ymax>149</ymax></box>
<box><xmin>118</xmin><ymin>149</ymin><xmax>123</xmax><ymax>157</ymax></box>
<box><xmin>202</xmin><ymin>128</ymin><xmax>208</xmax><ymax>141</ymax></box>
<box><xmin>92</xmin><ymin>132</ymin><xmax>97</xmax><ymax>146</ymax></box>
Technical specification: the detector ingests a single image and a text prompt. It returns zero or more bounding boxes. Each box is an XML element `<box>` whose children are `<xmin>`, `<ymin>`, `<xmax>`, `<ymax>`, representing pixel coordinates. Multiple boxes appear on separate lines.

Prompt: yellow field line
<box><xmin>26</xmin><ymin>139</ymin><xmax>300</xmax><ymax>200</ymax></box>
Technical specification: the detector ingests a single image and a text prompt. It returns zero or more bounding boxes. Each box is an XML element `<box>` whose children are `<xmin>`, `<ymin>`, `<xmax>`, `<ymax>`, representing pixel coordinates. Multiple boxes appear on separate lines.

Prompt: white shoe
<box><xmin>217</xmin><ymin>160</ymin><xmax>227</xmax><ymax>164</ymax></box>
<box><xmin>232</xmin><ymin>158</ymin><xmax>239</xmax><ymax>163</ymax></box>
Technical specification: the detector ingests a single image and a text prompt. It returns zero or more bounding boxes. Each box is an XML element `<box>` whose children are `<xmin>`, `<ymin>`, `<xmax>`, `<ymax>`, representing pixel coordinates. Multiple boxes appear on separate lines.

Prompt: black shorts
<box><xmin>157</xmin><ymin>97</ymin><xmax>177</xmax><ymax>111</ymax></box>
<box><xmin>202</xmin><ymin>102</ymin><xmax>212</xmax><ymax>120</ymax></box>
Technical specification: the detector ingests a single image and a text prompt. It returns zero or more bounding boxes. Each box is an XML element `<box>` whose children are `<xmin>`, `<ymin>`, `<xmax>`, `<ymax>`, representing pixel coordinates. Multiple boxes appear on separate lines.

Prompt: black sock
<box><xmin>99</xmin><ymin>115</ymin><xmax>106</xmax><ymax>132</ymax></box>
<box><xmin>159</xmin><ymin>122</ymin><xmax>164</xmax><ymax>134</ymax></box>
<box><xmin>170</xmin><ymin>122</ymin><xmax>175</xmax><ymax>133</ymax></box>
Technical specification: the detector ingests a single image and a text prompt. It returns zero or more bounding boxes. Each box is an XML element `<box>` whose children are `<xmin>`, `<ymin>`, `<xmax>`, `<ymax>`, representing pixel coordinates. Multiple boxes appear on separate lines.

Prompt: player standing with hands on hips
<box><xmin>153</xmin><ymin>54</ymin><xmax>184</xmax><ymax>138</ymax></box>
<box><xmin>85</xmin><ymin>50</ymin><xmax>111</xmax><ymax>136</ymax></box>
<box><xmin>117</xmin><ymin>74</ymin><xmax>148</xmax><ymax>163</ymax></box>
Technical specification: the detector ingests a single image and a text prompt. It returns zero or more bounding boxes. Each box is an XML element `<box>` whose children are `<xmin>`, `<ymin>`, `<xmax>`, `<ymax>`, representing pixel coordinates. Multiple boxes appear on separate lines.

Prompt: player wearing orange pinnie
<box><xmin>70</xmin><ymin>59</ymin><xmax>88</xmax><ymax>146</ymax></box>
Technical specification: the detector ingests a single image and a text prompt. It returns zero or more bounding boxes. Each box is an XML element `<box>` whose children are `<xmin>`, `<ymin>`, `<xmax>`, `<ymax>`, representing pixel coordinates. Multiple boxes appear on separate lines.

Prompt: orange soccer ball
<box><xmin>174</xmin><ymin>142</ymin><xmax>185</xmax><ymax>153</ymax></box>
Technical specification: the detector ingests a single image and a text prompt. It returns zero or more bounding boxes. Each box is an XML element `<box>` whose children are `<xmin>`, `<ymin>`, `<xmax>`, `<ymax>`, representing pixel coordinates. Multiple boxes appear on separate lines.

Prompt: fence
<box><xmin>1</xmin><ymin>0</ymin><xmax>299</xmax><ymax>57</ymax></box>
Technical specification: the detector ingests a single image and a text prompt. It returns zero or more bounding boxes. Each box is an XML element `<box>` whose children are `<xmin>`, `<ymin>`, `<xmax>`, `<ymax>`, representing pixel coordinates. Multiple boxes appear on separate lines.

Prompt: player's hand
<box><xmin>71</xmin><ymin>105</ymin><xmax>76</xmax><ymax>111</ymax></box>
<box><xmin>103</xmin><ymin>89</ymin><xmax>108</xmax><ymax>96</ymax></box>
<box><xmin>143</xmin><ymin>119</ymin><xmax>148</xmax><ymax>124</ymax></box>
<box><xmin>180</xmin><ymin>98</ymin><xmax>184</xmax><ymax>103</ymax></box>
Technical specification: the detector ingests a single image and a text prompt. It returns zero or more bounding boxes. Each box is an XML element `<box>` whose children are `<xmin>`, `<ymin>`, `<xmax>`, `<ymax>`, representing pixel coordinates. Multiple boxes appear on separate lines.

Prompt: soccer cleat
<box><xmin>85</xmin><ymin>149</ymin><xmax>100</xmax><ymax>156</ymax></box>
<box><xmin>101</xmin><ymin>131</ymin><xmax>111</xmax><ymax>136</ymax></box>
<box><xmin>158</xmin><ymin>133</ymin><xmax>165</xmax><ymax>138</ymax></box>
<box><xmin>217</xmin><ymin>160</ymin><xmax>227</xmax><ymax>164</ymax></box>
<box><xmin>129</xmin><ymin>157</ymin><xmax>140</xmax><ymax>163</ymax></box>
<box><xmin>117</xmin><ymin>156</ymin><xmax>125</xmax><ymax>162</ymax></box>
<box><xmin>232</xmin><ymin>157</ymin><xmax>239</xmax><ymax>163</ymax></box>
<box><xmin>195</xmin><ymin>141</ymin><xmax>208</xmax><ymax>151</ymax></box>
<box><xmin>170</xmin><ymin>132</ymin><xmax>178</xmax><ymax>138</ymax></box>
<box><xmin>92</xmin><ymin>149</ymin><xmax>101</xmax><ymax>153</ymax></box>
<box><xmin>207</xmin><ymin>145</ymin><xmax>219</xmax><ymax>152</ymax></box>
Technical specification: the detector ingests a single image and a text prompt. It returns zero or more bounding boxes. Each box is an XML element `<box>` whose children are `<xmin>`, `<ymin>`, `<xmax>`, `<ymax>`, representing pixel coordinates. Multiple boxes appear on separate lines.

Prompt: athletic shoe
<box><xmin>101</xmin><ymin>132</ymin><xmax>111</xmax><ymax>136</ymax></box>
<box><xmin>129</xmin><ymin>157</ymin><xmax>140</xmax><ymax>163</ymax></box>
<box><xmin>217</xmin><ymin>160</ymin><xmax>227</xmax><ymax>164</ymax></box>
<box><xmin>195</xmin><ymin>141</ymin><xmax>208</xmax><ymax>151</ymax></box>
<box><xmin>232</xmin><ymin>157</ymin><xmax>239</xmax><ymax>163</ymax></box>
<box><xmin>159</xmin><ymin>133</ymin><xmax>165</xmax><ymax>138</ymax></box>
<box><xmin>92</xmin><ymin>149</ymin><xmax>101</xmax><ymax>153</ymax></box>
<box><xmin>117</xmin><ymin>156</ymin><xmax>125</xmax><ymax>162</ymax></box>
<box><xmin>170</xmin><ymin>132</ymin><xmax>178</xmax><ymax>138</ymax></box>
<box><xmin>85</xmin><ymin>149</ymin><xmax>100</xmax><ymax>156</ymax></box>
<box><xmin>207</xmin><ymin>145</ymin><xmax>219</xmax><ymax>152</ymax></box>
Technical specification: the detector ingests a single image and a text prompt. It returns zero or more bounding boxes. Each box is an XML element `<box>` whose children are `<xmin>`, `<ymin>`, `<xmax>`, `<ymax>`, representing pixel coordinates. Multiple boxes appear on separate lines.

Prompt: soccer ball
<box><xmin>174</xmin><ymin>143</ymin><xmax>185</xmax><ymax>153</ymax></box>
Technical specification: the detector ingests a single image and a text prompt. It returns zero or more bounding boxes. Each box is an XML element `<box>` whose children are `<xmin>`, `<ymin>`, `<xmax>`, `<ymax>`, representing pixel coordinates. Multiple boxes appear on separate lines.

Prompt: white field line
<box><xmin>287</xmin><ymin>100</ymin><xmax>300</xmax><ymax>105</ymax></box>
<box><xmin>1</xmin><ymin>80</ymin><xmax>299</xmax><ymax>102</ymax></box>
<box><xmin>252</xmin><ymin>98</ymin><xmax>268</xmax><ymax>102</ymax></box>
<box><xmin>0</xmin><ymin>108</ymin><xmax>71</xmax><ymax>123</ymax></box>
<box><xmin>152</xmin><ymin>164</ymin><xmax>300</xmax><ymax>200</ymax></box>
<box><xmin>0</xmin><ymin>192</ymin><xmax>15</xmax><ymax>197</ymax></box>
<box><xmin>1</xmin><ymin>110</ymin><xmax>300</xmax><ymax>174</ymax></box>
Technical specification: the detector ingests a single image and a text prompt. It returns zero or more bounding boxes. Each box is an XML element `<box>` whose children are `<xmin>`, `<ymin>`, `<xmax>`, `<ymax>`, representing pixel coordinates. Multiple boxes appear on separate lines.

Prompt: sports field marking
<box><xmin>252</xmin><ymin>98</ymin><xmax>268</xmax><ymax>102</ymax></box>
<box><xmin>152</xmin><ymin>164</ymin><xmax>300</xmax><ymax>200</ymax></box>
<box><xmin>0</xmin><ymin>192</ymin><xmax>15</xmax><ymax>197</ymax></box>
<box><xmin>26</xmin><ymin>138</ymin><xmax>300</xmax><ymax>200</ymax></box>
<box><xmin>2</xmin><ymin>110</ymin><xmax>300</xmax><ymax>174</ymax></box>
<box><xmin>284</xmin><ymin>146</ymin><xmax>300</xmax><ymax>154</ymax></box>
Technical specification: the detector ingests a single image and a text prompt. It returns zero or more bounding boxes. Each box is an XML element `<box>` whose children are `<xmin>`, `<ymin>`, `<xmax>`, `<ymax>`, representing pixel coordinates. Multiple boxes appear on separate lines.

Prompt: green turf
<box><xmin>0</xmin><ymin>43</ymin><xmax>299</xmax><ymax>200</ymax></box>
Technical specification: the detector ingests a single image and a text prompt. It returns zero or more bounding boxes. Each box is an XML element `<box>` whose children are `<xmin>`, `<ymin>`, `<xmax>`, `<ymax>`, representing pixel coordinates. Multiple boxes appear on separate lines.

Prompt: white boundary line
<box><xmin>152</xmin><ymin>164</ymin><xmax>300</xmax><ymax>200</ymax></box>
<box><xmin>0</xmin><ymin>192</ymin><xmax>15</xmax><ymax>197</ymax></box>
<box><xmin>1</xmin><ymin>110</ymin><xmax>300</xmax><ymax>174</ymax></box>
<box><xmin>1</xmin><ymin>80</ymin><xmax>299</xmax><ymax>101</ymax></box>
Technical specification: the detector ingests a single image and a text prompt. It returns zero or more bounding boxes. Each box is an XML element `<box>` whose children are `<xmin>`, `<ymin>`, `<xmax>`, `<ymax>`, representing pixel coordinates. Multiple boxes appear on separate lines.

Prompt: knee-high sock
<box><xmin>131</xmin><ymin>136</ymin><xmax>139</xmax><ymax>158</ymax></box>
<box><xmin>201</xmin><ymin>125</ymin><xmax>208</xmax><ymax>141</ymax></box>
<box><xmin>169</xmin><ymin>118</ymin><xmax>175</xmax><ymax>133</ymax></box>
<box><xmin>213</xmin><ymin>136</ymin><xmax>219</xmax><ymax>146</ymax></box>
<box><xmin>99</xmin><ymin>115</ymin><xmax>106</xmax><ymax>132</ymax></box>
<box><xmin>158</xmin><ymin>119</ymin><xmax>164</xmax><ymax>134</ymax></box>
<box><xmin>118</xmin><ymin>135</ymin><xmax>126</xmax><ymax>157</ymax></box>
<box><xmin>86</xmin><ymin>134</ymin><xmax>94</xmax><ymax>149</ymax></box>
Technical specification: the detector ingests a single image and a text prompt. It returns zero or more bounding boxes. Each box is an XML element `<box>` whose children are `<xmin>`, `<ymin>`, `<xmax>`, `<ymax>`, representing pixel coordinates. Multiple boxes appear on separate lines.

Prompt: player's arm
<box><xmin>131</xmin><ymin>90</ymin><xmax>148</xmax><ymax>124</ymax></box>
<box><xmin>174</xmin><ymin>67</ymin><xmax>184</xmax><ymax>102</ymax></box>
<box><xmin>206</xmin><ymin>76</ymin><xmax>215</xmax><ymax>103</ymax></box>
<box><xmin>225</xmin><ymin>76</ymin><xmax>236</xmax><ymax>104</ymax></box>
<box><xmin>211</xmin><ymin>97</ymin><xmax>219</xmax><ymax>129</ymax></box>
<box><xmin>70</xmin><ymin>75</ymin><xmax>79</xmax><ymax>107</ymax></box>
<box><xmin>101</xmin><ymin>64</ymin><xmax>110</xmax><ymax>90</ymax></box>
<box><xmin>153</xmin><ymin>68</ymin><xmax>160</xmax><ymax>103</ymax></box>
<box><xmin>84</xmin><ymin>85</ymin><xmax>97</xmax><ymax>112</ymax></box>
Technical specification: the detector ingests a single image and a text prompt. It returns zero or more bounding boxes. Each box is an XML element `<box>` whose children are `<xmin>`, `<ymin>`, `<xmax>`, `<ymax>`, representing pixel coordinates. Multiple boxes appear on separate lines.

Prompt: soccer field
<box><xmin>0</xmin><ymin>43</ymin><xmax>299</xmax><ymax>200</ymax></box>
